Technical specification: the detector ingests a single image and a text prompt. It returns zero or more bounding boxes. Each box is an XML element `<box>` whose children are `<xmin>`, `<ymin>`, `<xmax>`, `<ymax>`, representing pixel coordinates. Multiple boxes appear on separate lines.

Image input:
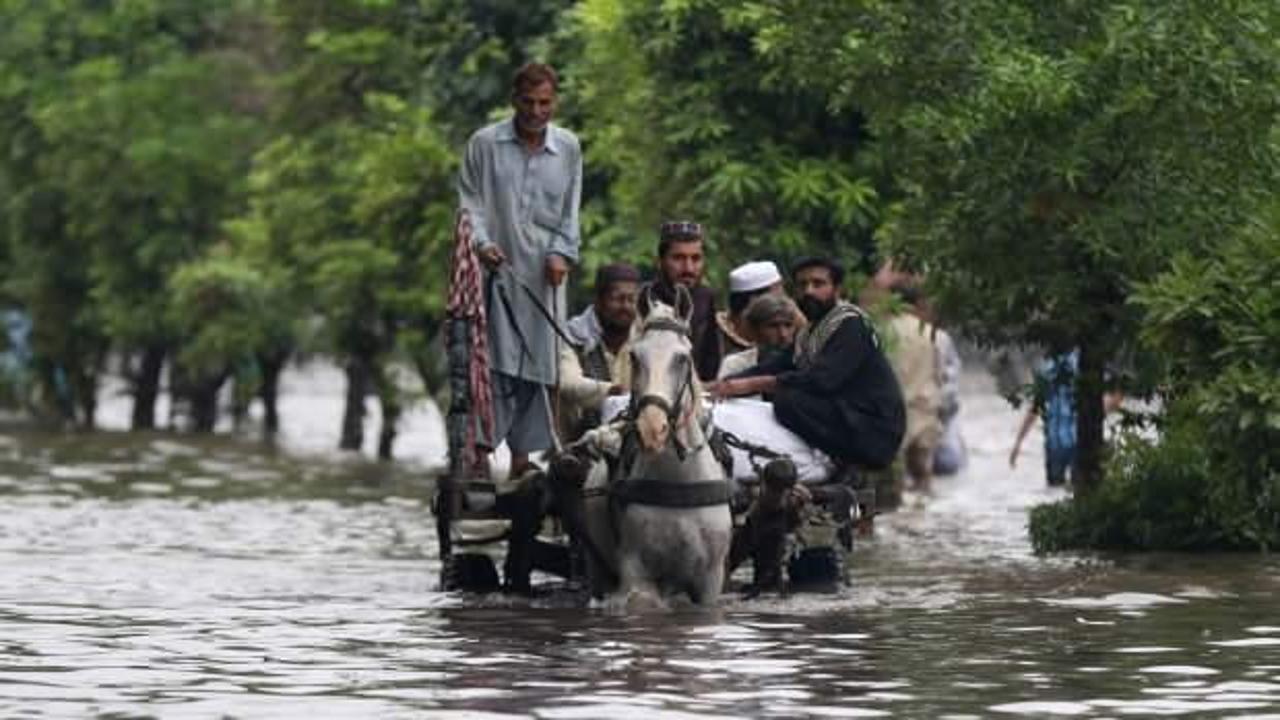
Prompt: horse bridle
<box><xmin>628</xmin><ymin>316</ymin><xmax>695</xmax><ymax>458</ymax></box>
<box><xmin>612</xmin><ymin>313</ymin><xmax>730</xmax><ymax>509</ymax></box>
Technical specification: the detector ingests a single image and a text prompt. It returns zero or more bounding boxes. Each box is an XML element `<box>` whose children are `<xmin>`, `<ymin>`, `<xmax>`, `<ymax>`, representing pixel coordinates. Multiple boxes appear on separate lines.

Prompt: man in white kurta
<box><xmin>458</xmin><ymin>63</ymin><xmax>583</xmax><ymax>478</ymax></box>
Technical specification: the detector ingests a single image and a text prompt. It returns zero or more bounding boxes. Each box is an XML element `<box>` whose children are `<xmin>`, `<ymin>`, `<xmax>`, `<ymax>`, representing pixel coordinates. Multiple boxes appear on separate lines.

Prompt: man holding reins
<box><xmin>458</xmin><ymin>62</ymin><xmax>583</xmax><ymax>482</ymax></box>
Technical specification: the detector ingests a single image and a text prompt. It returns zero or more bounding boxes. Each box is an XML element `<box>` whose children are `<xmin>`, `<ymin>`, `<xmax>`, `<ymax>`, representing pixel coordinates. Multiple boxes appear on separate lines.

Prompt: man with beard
<box><xmin>458</xmin><ymin>62</ymin><xmax>582</xmax><ymax>482</ymax></box>
<box><xmin>557</xmin><ymin>263</ymin><xmax>640</xmax><ymax>442</ymax></box>
<box><xmin>643</xmin><ymin>221</ymin><xmax>722</xmax><ymax>381</ymax></box>
<box><xmin>712</xmin><ymin>256</ymin><xmax>906</xmax><ymax>470</ymax></box>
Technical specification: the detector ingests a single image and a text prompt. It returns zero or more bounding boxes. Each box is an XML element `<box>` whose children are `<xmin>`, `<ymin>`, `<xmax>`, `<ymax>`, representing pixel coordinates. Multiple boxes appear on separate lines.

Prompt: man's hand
<box><xmin>477</xmin><ymin>244</ymin><xmax>506</xmax><ymax>269</ymax></box>
<box><xmin>545</xmin><ymin>254</ymin><xmax>570</xmax><ymax>286</ymax></box>
<box><xmin>710</xmin><ymin>376</ymin><xmax>775</xmax><ymax>399</ymax></box>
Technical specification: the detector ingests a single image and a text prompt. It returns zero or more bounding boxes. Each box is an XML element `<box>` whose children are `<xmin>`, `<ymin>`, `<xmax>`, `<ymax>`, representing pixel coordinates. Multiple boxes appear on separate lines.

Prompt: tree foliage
<box><xmin>727</xmin><ymin>0</ymin><xmax>1280</xmax><ymax>486</ymax></box>
<box><xmin>0</xmin><ymin>0</ymin><xmax>268</xmax><ymax>427</ymax></box>
<box><xmin>568</xmin><ymin>0</ymin><xmax>882</xmax><ymax>282</ymax></box>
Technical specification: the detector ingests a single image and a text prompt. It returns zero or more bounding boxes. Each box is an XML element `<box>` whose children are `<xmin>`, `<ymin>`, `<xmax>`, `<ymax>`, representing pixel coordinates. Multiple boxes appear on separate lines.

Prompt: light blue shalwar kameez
<box><xmin>458</xmin><ymin>118</ymin><xmax>582</xmax><ymax>453</ymax></box>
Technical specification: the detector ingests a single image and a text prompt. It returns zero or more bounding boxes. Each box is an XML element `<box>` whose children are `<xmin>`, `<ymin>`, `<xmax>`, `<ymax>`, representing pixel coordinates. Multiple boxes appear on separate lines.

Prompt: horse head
<box><xmin>631</xmin><ymin>287</ymin><xmax>700</xmax><ymax>454</ymax></box>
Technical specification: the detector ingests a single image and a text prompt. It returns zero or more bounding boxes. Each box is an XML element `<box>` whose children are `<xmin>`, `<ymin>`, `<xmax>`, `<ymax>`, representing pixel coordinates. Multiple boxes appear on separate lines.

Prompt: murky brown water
<box><xmin>2</xmin><ymin>361</ymin><xmax>1278</xmax><ymax>718</ymax></box>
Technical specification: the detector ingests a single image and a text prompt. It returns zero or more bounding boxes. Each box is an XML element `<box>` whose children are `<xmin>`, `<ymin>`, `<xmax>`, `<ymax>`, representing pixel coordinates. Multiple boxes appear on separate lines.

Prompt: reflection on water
<box><xmin>1</xmin><ymin>363</ymin><xmax>1278</xmax><ymax>717</ymax></box>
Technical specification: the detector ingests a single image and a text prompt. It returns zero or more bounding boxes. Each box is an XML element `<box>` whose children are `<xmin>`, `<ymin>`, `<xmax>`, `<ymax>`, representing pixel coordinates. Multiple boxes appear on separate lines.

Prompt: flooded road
<box><xmin>2</xmin><ymin>361</ymin><xmax>1278</xmax><ymax>718</ymax></box>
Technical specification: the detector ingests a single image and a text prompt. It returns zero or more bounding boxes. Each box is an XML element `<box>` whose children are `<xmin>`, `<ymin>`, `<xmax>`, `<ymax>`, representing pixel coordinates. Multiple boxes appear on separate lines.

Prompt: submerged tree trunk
<box><xmin>72</xmin><ymin>345</ymin><xmax>108</xmax><ymax>431</ymax></box>
<box><xmin>258</xmin><ymin>351</ymin><xmax>287</xmax><ymax>436</ymax></box>
<box><xmin>1073</xmin><ymin>340</ymin><xmax>1107</xmax><ymax>491</ymax></box>
<box><xmin>131</xmin><ymin>345</ymin><xmax>166</xmax><ymax>430</ymax></box>
<box><xmin>340</xmin><ymin>355</ymin><xmax>371</xmax><ymax>452</ymax></box>
<box><xmin>375</xmin><ymin>364</ymin><xmax>401</xmax><ymax>461</ymax></box>
<box><xmin>189</xmin><ymin>373</ymin><xmax>228</xmax><ymax>433</ymax></box>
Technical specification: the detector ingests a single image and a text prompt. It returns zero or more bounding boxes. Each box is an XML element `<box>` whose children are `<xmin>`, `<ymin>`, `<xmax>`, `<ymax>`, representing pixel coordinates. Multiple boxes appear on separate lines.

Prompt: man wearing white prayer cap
<box><xmin>716</xmin><ymin>260</ymin><xmax>784</xmax><ymax>359</ymax></box>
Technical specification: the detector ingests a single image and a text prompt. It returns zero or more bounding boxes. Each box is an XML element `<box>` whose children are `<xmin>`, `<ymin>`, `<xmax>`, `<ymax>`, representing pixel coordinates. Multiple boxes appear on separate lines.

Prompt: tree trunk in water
<box><xmin>1073</xmin><ymin>341</ymin><xmax>1107</xmax><ymax>491</ymax></box>
<box><xmin>258</xmin><ymin>352</ymin><xmax>286</xmax><ymax>436</ymax></box>
<box><xmin>78</xmin><ymin>379</ymin><xmax>98</xmax><ymax>431</ymax></box>
<box><xmin>131</xmin><ymin>346</ymin><xmax>166</xmax><ymax>431</ymax></box>
<box><xmin>73</xmin><ymin>347</ymin><xmax>106</xmax><ymax>431</ymax></box>
<box><xmin>190</xmin><ymin>373</ymin><xmax>227</xmax><ymax>433</ymax></box>
<box><xmin>340</xmin><ymin>356</ymin><xmax>371</xmax><ymax>452</ymax></box>
<box><xmin>375</xmin><ymin>366</ymin><xmax>400</xmax><ymax>461</ymax></box>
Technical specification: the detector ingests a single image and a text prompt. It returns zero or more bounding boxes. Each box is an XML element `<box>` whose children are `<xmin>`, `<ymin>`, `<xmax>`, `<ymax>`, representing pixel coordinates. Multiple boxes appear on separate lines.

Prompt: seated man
<box><xmin>558</xmin><ymin>263</ymin><xmax>640</xmax><ymax>442</ymax></box>
<box><xmin>644</xmin><ymin>221</ymin><xmax>722</xmax><ymax>381</ymax></box>
<box><xmin>711</xmin><ymin>256</ymin><xmax>905</xmax><ymax>590</ymax></box>
<box><xmin>713</xmin><ymin>256</ymin><xmax>906</xmax><ymax>473</ymax></box>
<box><xmin>717</xmin><ymin>293</ymin><xmax>801</xmax><ymax>388</ymax></box>
<box><xmin>716</xmin><ymin>260</ymin><xmax>784</xmax><ymax>360</ymax></box>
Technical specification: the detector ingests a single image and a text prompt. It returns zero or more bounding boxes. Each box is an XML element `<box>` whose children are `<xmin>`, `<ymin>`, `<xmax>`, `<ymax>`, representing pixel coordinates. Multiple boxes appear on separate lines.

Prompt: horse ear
<box><xmin>675</xmin><ymin>284</ymin><xmax>694</xmax><ymax>325</ymax></box>
<box><xmin>639</xmin><ymin>284</ymin><xmax>654</xmax><ymax>320</ymax></box>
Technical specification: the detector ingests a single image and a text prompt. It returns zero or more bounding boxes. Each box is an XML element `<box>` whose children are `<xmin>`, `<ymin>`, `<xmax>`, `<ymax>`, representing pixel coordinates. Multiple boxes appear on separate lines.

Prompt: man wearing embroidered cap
<box><xmin>716</xmin><ymin>260</ymin><xmax>784</xmax><ymax>361</ymax></box>
<box><xmin>458</xmin><ymin>61</ymin><xmax>583</xmax><ymax>482</ymax></box>
<box><xmin>644</xmin><ymin>221</ymin><xmax>722</xmax><ymax>381</ymax></box>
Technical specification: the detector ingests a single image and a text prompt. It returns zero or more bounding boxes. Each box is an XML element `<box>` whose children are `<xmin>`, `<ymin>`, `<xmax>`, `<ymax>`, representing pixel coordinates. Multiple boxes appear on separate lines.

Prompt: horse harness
<box><xmin>607</xmin><ymin>314</ymin><xmax>731</xmax><ymax>509</ymax></box>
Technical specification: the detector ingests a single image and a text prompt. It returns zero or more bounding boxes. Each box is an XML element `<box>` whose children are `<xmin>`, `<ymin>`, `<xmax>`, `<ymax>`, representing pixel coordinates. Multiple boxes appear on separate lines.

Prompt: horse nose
<box><xmin>637</xmin><ymin>405</ymin><xmax>669</xmax><ymax>452</ymax></box>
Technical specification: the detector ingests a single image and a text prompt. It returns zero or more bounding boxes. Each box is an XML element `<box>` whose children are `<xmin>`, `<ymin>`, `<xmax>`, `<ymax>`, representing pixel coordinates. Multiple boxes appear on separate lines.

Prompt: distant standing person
<box><xmin>1010</xmin><ymin>350</ymin><xmax>1122</xmax><ymax>486</ymax></box>
<box><xmin>886</xmin><ymin>284</ymin><xmax>941</xmax><ymax>492</ymax></box>
<box><xmin>458</xmin><ymin>62</ymin><xmax>583</xmax><ymax>480</ymax></box>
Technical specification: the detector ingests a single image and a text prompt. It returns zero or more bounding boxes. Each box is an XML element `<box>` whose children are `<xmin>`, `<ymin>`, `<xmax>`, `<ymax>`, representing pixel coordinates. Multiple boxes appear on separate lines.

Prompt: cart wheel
<box><xmin>442</xmin><ymin>553</ymin><xmax>500</xmax><ymax>593</ymax></box>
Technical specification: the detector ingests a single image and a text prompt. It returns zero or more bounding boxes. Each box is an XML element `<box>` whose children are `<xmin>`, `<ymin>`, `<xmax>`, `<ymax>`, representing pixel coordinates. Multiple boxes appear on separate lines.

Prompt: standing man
<box><xmin>885</xmin><ymin>284</ymin><xmax>942</xmax><ymax>492</ymax></box>
<box><xmin>646</xmin><ymin>221</ymin><xmax>721</xmax><ymax>381</ymax></box>
<box><xmin>458</xmin><ymin>62</ymin><xmax>583</xmax><ymax>481</ymax></box>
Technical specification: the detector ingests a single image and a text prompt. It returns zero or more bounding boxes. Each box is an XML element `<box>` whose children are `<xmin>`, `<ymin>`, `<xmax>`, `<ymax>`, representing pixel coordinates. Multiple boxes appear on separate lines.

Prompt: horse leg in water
<box><xmin>617</xmin><ymin>505</ymin><xmax>730</xmax><ymax>607</ymax></box>
<box><xmin>686</xmin><ymin>513</ymin><xmax>730</xmax><ymax>604</ymax></box>
<box><xmin>612</xmin><ymin>549</ymin><xmax>665</xmax><ymax>611</ymax></box>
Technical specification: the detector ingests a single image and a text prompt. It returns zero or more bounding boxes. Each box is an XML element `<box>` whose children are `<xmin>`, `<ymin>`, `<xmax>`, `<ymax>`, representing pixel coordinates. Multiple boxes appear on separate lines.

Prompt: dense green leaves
<box><xmin>570</xmin><ymin>0</ymin><xmax>882</xmax><ymax>282</ymax></box>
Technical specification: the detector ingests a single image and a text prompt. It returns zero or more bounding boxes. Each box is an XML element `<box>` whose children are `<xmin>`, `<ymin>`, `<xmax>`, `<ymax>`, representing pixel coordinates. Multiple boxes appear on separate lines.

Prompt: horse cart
<box><xmin>437</xmin><ymin>284</ymin><xmax>877</xmax><ymax>601</ymax></box>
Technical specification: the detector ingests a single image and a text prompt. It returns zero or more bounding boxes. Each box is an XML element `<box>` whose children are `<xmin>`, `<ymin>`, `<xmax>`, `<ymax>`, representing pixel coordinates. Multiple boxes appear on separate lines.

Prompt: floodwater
<box><xmin>1</xmin><ymin>361</ymin><xmax>1277</xmax><ymax>718</ymax></box>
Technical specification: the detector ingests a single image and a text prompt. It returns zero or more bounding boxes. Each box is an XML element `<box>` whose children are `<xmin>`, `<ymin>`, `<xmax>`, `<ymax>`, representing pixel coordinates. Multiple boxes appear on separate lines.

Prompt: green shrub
<box><xmin>1032</xmin><ymin>224</ymin><xmax>1280</xmax><ymax>552</ymax></box>
<box><xmin>1031</xmin><ymin>413</ymin><xmax>1280</xmax><ymax>552</ymax></box>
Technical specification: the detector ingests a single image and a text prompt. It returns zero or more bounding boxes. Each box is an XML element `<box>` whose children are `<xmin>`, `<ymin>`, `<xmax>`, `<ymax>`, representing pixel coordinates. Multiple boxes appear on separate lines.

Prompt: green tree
<box><xmin>734</xmin><ymin>0</ymin><xmax>1280</xmax><ymax>488</ymax></box>
<box><xmin>0</xmin><ymin>0</ymin><xmax>268</xmax><ymax>429</ymax></box>
<box><xmin>248</xmin><ymin>0</ymin><xmax>456</xmax><ymax>456</ymax></box>
<box><xmin>568</xmin><ymin>0</ymin><xmax>882</xmax><ymax>283</ymax></box>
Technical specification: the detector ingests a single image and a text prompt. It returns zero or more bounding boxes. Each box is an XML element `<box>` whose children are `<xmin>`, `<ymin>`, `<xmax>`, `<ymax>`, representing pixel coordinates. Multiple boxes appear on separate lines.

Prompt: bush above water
<box><xmin>1030</xmin><ymin>415</ymin><xmax>1280</xmax><ymax>553</ymax></box>
<box><xmin>1031</xmin><ymin>225</ymin><xmax>1280</xmax><ymax>553</ymax></box>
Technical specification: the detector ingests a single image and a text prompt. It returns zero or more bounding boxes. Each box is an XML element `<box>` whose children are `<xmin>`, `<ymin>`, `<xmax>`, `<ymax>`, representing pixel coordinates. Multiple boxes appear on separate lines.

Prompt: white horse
<box><xmin>567</xmin><ymin>291</ymin><xmax>732</xmax><ymax>608</ymax></box>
